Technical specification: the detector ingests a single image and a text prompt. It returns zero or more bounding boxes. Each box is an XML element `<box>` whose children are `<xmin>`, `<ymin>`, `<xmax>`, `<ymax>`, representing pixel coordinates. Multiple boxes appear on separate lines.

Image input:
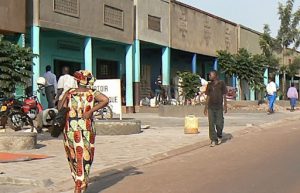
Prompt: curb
<box><xmin>14</xmin><ymin>113</ymin><xmax>300</xmax><ymax>193</ymax></box>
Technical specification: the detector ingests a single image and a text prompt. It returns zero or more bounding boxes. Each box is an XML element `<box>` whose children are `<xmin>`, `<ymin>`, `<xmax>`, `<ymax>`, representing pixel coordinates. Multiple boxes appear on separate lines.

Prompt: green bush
<box><xmin>178</xmin><ymin>71</ymin><xmax>200</xmax><ymax>100</ymax></box>
<box><xmin>0</xmin><ymin>35</ymin><xmax>36</xmax><ymax>97</ymax></box>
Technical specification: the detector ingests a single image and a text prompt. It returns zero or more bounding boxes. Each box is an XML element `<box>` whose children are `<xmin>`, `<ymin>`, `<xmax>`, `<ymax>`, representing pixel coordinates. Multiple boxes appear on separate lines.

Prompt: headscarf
<box><xmin>73</xmin><ymin>70</ymin><xmax>95</xmax><ymax>88</ymax></box>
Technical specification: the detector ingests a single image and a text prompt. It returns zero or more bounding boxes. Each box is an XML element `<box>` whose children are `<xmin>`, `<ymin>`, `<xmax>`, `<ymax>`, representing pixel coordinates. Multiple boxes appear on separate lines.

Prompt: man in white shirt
<box><xmin>266</xmin><ymin>77</ymin><xmax>278</xmax><ymax>114</ymax></box>
<box><xmin>56</xmin><ymin>66</ymin><xmax>78</xmax><ymax>102</ymax></box>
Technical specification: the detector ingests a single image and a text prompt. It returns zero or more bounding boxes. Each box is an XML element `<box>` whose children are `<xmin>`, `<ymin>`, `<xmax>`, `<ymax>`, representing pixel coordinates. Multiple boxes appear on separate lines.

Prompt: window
<box><xmin>148</xmin><ymin>15</ymin><xmax>161</xmax><ymax>32</ymax></box>
<box><xmin>53</xmin><ymin>0</ymin><xmax>79</xmax><ymax>17</ymax></box>
<box><xmin>104</xmin><ymin>5</ymin><xmax>124</xmax><ymax>30</ymax></box>
<box><xmin>96</xmin><ymin>59</ymin><xmax>119</xmax><ymax>79</ymax></box>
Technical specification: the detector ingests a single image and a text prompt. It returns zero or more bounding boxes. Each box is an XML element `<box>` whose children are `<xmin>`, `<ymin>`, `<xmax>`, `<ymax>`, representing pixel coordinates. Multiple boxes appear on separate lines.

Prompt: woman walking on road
<box><xmin>59</xmin><ymin>70</ymin><xmax>109</xmax><ymax>193</ymax></box>
<box><xmin>287</xmin><ymin>83</ymin><xmax>298</xmax><ymax>112</ymax></box>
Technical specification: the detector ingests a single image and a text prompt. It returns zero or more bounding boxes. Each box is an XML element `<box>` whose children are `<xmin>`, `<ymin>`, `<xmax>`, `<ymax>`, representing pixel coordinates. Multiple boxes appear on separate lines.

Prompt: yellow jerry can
<box><xmin>184</xmin><ymin>115</ymin><xmax>199</xmax><ymax>134</ymax></box>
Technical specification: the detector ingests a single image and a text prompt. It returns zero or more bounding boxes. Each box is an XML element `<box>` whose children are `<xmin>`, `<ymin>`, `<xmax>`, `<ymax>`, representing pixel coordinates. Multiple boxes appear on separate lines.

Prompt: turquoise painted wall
<box><xmin>40</xmin><ymin>30</ymin><xmax>84</xmax><ymax>76</ymax></box>
<box><xmin>39</xmin><ymin>30</ymin><xmax>85</xmax><ymax>107</ymax></box>
<box><xmin>39</xmin><ymin>30</ymin><xmax>127</xmax><ymax>107</ymax></box>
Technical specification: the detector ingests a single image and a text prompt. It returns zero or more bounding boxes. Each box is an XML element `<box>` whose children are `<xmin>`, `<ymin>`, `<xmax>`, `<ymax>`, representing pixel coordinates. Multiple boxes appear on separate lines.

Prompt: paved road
<box><xmin>0</xmin><ymin>185</ymin><xmax>32</xmax><ymax>193</ymax></box>
<box><xmin>86</xmin><ymin>120</ymin><xmax>300</xmax><ymax>193</ymax></box>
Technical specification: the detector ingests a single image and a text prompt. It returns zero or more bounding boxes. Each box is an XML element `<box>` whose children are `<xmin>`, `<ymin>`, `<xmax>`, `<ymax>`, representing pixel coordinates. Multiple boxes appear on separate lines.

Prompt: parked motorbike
<box><xmin>0</xmin><ymin>97</ymin><xmax>35</xmax><ymax>132</ymax></box>
<box><xmin>21</xmin><ymin>88</ymin><xmax>43</xmax><ymax>120</ymax></box>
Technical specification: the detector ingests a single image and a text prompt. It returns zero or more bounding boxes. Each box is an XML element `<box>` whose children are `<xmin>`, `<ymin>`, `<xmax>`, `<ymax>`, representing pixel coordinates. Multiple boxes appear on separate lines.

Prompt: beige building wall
<box><xmin>171</xmin><ymin>1</ymin><xmax>238</xmax><ymax>57</ymax></box>
<box><xmin>0</xmin><ymin>0</ymin><xmax>26</xmax><ymax>33</ymax></box>
<box><xmin>239</xmin><ymin>26</ymin><xmax>262</xmax><ymax>55</ymax></box>
<box><xmin>134</xmin><ymin>0</ymin><xmax>170</xmax><ymax>46</ymax></box>
<box><xmin>29</xmin><ymin>0</ymin><xmax>134</xmax><ymax>44</ymax></box>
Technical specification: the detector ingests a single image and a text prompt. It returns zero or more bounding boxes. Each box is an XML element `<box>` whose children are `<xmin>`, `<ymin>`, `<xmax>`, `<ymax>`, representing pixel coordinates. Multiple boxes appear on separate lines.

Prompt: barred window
<box><xmin>148</xmin><ymin>15</ymin><xmax>161</xmax><ymax>32</ymax></box>
<box><xmin>100</xmin><ymin>64</ymin><xmax>109</xmax><ymax>76</ymax></box>
<box><xmin>104</xmin><ymin>5</ymin><xmax>124</xmax><ymax>30</ymax></box>
<box><xmin>53</xmin><ymin>0</ymin><xmax>79</xmax><ymax>17</ymax></box>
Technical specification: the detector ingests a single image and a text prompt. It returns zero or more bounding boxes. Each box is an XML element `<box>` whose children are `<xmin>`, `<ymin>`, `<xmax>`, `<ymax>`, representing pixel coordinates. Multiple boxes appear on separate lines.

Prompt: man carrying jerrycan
<box><xmin>204</xmin><ymin>70</ymin><xmax>228</xmax><ymax>147</ymax></box>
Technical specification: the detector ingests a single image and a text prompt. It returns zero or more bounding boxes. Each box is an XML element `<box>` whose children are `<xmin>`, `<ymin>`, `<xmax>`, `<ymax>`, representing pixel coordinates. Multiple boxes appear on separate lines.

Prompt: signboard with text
<box><xmin>94</xmin><ymin>79</ymin><xmax>122</xmax><ymax>115</ymax></box>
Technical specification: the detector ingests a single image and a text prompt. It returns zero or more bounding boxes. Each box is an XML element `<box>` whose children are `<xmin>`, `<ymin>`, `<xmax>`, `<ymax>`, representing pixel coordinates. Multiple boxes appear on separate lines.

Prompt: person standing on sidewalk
<box><xmin>287</xmin><ymin>83</ymin><xmax>298</xmax><ymax>112</ymax></box>
<box><xmin>56</xmin><ymin>66</ymin><xmax>78</xmax><ymax>103</ymax></box>
<box><xmin>204</xmin><ymin>70</ymin><xmax>227</xmax><ymax>147</ymax></box>
<box><xmin>43</xmin><ymin>65</ymin><xmax>57</xmax><ymax>108</ymax></box>
<box><xmin>59</xmin><ymin>70</ymin><xmax>109</xmax><ymax>193</ymax></box>
<box><xmin>155</xmin><ymin>74</ymin><xmax>162</xmax><ymax>105</ymax></box>
<box><xmin>266</xmin><ymin>77</ymin><xmax>277</xmax><ymax>114</ymax></box>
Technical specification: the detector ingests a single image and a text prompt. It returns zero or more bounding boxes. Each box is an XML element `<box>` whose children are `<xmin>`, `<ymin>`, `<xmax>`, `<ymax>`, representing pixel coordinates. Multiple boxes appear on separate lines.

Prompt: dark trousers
<box><xmin>155</xmin><ymin>89</ymin><xmax>161</xmax><ymax>105</ymax></box>
<box><xmin>45</xmin><ymin>85</ymin><xmax>55</xmax><ymax>108</ymax></box>
<box><xmin>208</xmin><ymin>108</ymin><xmax>224</xmax><ymax>142</ymax></box>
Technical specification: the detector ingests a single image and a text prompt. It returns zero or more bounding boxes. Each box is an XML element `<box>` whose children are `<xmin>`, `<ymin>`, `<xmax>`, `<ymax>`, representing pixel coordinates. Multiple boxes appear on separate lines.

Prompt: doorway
<box><xmin>54</xmin><ymin>59</ymin><xmax>81</xmax><ymax>79</ymax></box>
<box><xmin>140</xmin><ymin>64</ymin><xmax>152</xmax><ymax>98</ymax></box>
<box><xmin>96</xmin><ymin>59</ymin><xmax>119</xmax><ymax>79</ymax></box>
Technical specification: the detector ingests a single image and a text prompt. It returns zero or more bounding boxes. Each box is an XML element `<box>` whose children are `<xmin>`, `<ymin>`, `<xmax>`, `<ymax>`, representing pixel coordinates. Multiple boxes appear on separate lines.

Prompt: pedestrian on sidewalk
<box><xmin>43</xmin><ymin>65</ymin><xmax>57</xmax><ymax>108</ymax></box>
<box><xmin>204</xmin><ymin>70</ymin><xmax>227</xmax><ymax>147</ymax></box>
<box><xmin>266</xmin><ymin>77</ymin><xmax>277</xmax><ymax>114</ymax></box>
<box><xmin>59</xmin><ymin>70</ymin><xmax>109</xmax><ymax>193</ymax></box>
<box><xmin>287</xmin><ymin>83</ymin><xmax>298</xmax><ymax>112</ymax></box>
<box><xmin>155</xmin><ymin>74</ymin><xmax>162</xmax><ymax>106</ymax></box>
<box><xmin>56</xmin><ymin>66</ymin><xmax>78</xmax><ymax>104</ymax></box>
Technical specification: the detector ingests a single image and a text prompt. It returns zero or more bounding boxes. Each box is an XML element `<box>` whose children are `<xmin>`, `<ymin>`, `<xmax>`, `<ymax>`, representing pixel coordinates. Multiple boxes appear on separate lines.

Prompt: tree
<box><xmin>0</xmin><ymin>35</ymin><xmax>35</xmax><ymax>97</ymax></box>
<box><xmin>260</xmin><ymin>25</ymin><xmax>278</xmax><ymax>58</ymax></box>
<box><xmin>277</xmin><ymin>0</ymin><xmax>300</xmax><ymax>98</ymax></box>
<box><xmin>178</xmin><ymin>71</ymin><xmax>199</xmax><ymax>104</ymax></box>
<box><xmin>217</xmin><ymin>49</ymin><xmax>267</xmax><ymax>100</ymax></box>
<box><xmin>216</xmin><ymin>50</ymin><xmax>236</xmax><ymax>77</ymax></box>
<box><xmin>259</xmin><ymin>24</ymin><xmax>280</xmax><ymax>77</ymax></box>
<box><xmin>287</xmin><ymin>56</ymin><xmax>300</xmax><ymax>81</ymax></box>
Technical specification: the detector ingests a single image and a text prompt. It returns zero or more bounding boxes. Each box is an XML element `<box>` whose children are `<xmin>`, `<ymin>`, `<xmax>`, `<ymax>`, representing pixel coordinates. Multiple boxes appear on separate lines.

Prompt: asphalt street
<box><xmin>87</xmin><ymin>120</ymin><xmax>300</xmax><ymax>193</ymax></box>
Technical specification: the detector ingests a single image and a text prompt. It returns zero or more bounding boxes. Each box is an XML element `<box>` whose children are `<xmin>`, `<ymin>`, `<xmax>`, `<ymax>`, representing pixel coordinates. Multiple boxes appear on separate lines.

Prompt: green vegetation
<box><xmin>0</xmin><ymin>35</ymin><xmax>36</xmax><ymax>97</ymax></box>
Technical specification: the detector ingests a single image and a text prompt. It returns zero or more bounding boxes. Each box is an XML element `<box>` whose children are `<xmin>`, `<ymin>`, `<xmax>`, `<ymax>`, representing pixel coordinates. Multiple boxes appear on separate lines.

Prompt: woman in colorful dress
<box><xmin>59</xmin><ymin>70</ymin><xmax>109</xmax><ymax>193</ymax></box>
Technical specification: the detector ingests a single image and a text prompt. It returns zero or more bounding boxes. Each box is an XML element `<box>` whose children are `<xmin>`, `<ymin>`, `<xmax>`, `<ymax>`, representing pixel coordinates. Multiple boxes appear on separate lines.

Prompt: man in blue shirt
<box><xmin>43</xmin><ymin>65</ymin><xmax>57</xmax><ymax>108</ymax></box>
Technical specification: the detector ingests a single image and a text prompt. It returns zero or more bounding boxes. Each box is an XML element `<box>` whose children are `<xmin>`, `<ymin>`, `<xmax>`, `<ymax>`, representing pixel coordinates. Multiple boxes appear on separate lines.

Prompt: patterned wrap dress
<box><xmin>63</xmin><ymin>89</ymin><xmax>99</xmax><ymax>189</ymax></box>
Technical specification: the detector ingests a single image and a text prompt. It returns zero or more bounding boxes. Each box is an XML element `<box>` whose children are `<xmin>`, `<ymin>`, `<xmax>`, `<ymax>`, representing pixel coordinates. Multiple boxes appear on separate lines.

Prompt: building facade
<box><xmin>2</xmin><ymin>0</ymin><xmax>299</xmax><ymax>108</ymax></box>
<box><xmin>27</xmin><ymin>0</ymin><xmax>134</xmax><ymax>109</ymax></box>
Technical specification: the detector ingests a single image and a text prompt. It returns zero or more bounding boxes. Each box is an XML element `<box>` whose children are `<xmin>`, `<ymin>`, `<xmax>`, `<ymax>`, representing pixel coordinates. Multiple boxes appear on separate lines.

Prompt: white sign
<box><xmin>94</xmin><ymin>79</ymin><xmax>122</xmax><ymax>117</ymax></box>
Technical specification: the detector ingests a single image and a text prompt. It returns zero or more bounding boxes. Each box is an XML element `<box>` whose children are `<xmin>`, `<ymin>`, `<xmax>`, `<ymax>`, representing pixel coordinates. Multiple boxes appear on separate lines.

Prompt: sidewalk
<box><xmin>1</xmin><ymin>111</ymin><xmax>300</xmax><ymax>193</ymax></box>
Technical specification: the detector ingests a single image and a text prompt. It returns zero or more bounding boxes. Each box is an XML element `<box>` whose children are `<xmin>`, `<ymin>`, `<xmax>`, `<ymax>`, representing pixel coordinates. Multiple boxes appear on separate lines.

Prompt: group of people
<box><xmin>43</xmin><ymin>65</ymin><xmax>78</xmax><ymax>108</ymax></box>
<box><xmin>44</xmin><ymin>66</ymin><xmax>109</xmax><ymax>193</ymax></box>
<box><xmin>266</xmin><ymin>77</ymin><xmax>299</xmax><ymax>114</ymax></box>
<box><xmin>41</xmin><ymin>66</ymin><xmax>299</xmax><ymax>191</ymax></box>
<box><xmin>204</xmin><ymin>71</ymin><xmax>299</xmax><ymax>148</ymax></box>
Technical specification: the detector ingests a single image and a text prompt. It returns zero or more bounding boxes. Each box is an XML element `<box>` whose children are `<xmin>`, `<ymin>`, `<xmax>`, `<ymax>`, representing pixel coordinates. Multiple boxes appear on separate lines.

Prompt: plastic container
<box><xmin>184</xmin><ymin>115</ymin><xmax>199</xmax><ymax>134</ymax></box>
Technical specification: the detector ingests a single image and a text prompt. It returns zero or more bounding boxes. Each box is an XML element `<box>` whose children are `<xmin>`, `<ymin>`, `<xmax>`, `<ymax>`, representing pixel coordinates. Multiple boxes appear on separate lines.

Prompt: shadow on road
<box><xmin>86</xmin><ymin>166</ymin><xmax>143</xmax><ymax>193</ymax></box>
<box><xmin>222</xmin><ymin>132</ymin><xmax>233</xmax><ymax>143</ymax></box>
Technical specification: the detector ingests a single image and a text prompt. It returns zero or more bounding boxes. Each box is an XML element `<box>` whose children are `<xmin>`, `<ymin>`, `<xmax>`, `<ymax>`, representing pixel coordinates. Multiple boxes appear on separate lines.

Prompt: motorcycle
<box><xmin>0</xmin><ymin>97</ymin><xmax>35</xmax><ymax>132</ymax></box>
<box><xmin>21</xmin><ymin>89</ymin><xmax>43</xmax><ymax>120</ymax></box>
